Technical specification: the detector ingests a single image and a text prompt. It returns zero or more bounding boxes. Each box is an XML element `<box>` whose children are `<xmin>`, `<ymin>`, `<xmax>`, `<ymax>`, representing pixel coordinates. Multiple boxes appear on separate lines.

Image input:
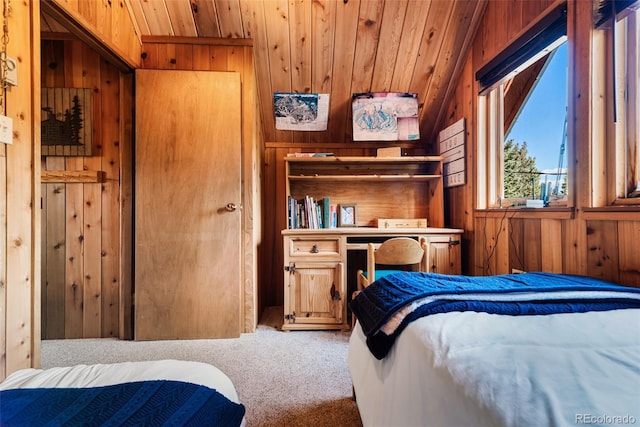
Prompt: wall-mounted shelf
<box><xmin>285</xmin><ymin>155</ymin><xmax>445</xmax><ymax>229</ymax></box>
<box><xmin>41</xmin><ymin>170</ymin><xmax>105</xmax><ymax>183</ymax></box>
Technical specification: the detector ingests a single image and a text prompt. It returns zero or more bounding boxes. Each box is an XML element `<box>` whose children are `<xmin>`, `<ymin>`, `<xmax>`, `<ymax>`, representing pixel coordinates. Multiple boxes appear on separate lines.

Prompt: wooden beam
<box><xmin>41</xmin><ymin>170</ymin><xmax>105</xmax><ymax>183</ymax></box>
<box><xmin>41</xmin><ymin>1</ymin><xmax>137</xmax><ymax>71</ymax></box>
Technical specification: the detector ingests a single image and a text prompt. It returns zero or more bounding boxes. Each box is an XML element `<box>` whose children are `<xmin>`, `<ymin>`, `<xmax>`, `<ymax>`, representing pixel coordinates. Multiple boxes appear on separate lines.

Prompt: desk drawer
<box><xmin>288</xmin><ymin>238</ymin><xmax>341</xmax><ymax>258</ymax></box>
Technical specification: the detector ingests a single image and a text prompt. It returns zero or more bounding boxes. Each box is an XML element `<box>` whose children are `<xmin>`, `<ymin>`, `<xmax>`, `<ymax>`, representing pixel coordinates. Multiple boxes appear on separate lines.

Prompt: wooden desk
<box><xmin>281</xmin><ymin>227</ymin><xmax>463</xmax><ymax>331</ymax></box>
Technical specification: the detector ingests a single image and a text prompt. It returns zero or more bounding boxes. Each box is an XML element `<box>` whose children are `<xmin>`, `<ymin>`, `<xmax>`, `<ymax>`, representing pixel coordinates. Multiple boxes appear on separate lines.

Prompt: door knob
<box><xmin>225</xmin><ymin>203</ymin><xmax>238</xmax><ymax>212</ymax></box>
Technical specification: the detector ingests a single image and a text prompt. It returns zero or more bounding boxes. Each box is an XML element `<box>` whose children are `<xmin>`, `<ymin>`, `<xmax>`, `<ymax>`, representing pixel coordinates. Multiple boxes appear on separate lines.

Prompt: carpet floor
<box><xmin>41</xmin><ymin>306</ymin><xmax>363</xmax><ymax>427</ymax></box>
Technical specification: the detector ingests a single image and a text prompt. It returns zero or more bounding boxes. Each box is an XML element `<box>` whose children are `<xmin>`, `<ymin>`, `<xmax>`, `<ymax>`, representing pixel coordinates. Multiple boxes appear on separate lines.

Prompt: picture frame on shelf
<box><xmin>338</xmin><ymin>204</ymin><xmax>357</xmax><ymax>227</ymax></box>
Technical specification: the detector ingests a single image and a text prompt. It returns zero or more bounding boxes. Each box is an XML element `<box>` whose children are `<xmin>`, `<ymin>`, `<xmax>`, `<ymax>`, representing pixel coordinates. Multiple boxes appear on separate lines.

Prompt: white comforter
<box><xmin>0</xmin><ymin>359</ymin><xmax>240</xmax><ymax>404</ymax></box>
<box><xmin>349</xmin><ymin>309</ymin><xmax>640</xmax><ymax>427</ymax></box>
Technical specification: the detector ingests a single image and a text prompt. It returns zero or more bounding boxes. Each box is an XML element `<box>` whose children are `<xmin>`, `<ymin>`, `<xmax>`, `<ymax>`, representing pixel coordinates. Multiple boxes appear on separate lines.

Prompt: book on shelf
<box><xmin>322</xmin><ymin>197</ymin><xmax>331</xmax><ymax>229</ymax></box>
<box><xmin>330</xmin><ymin>204</ymin><xmax>337</xmax><ymax>228</ymax></box>
<box><xmin>288</xmin><ymin>195</ymin><xmax>336</xmax><ymax>229</ymax></box>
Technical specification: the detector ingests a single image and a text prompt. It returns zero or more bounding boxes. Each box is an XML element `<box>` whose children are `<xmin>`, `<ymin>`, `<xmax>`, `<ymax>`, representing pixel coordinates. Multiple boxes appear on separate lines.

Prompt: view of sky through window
<box><xmin>505</xmin><ymin>42</ymin><xmax>568</xmax><ymax>192</ymax></box>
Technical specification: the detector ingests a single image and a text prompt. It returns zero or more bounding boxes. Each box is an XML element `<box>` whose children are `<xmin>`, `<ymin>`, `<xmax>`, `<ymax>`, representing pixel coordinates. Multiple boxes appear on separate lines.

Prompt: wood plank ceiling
<box><xmin>42</xmin><ymin>0</ymin><xmax>488</xmax><ymax>145</ymax></box>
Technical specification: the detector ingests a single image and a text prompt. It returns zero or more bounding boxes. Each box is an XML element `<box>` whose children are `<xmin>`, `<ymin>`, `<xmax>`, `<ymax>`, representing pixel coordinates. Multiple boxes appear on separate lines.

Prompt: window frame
<box><xmin>477</xmin><ymin>40</ymin><xmax>569</xmax><ymax>209</ymax></box>
<box><xmin>606</xmin><ymin>9</ymin><xmax>639</xmax><ymax>205</ymax></box>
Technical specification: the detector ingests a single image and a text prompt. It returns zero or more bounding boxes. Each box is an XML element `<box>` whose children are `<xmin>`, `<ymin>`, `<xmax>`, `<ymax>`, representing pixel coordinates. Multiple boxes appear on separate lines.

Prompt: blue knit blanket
<box><xmin>0</xmin><ymin>380</ymin><xmax>245</xmax><ymax>426</ymax></box>
<box><xmin>350</xmin><ymin>272</ymin><xmax>640</xmax><ymax>359</ymax></box>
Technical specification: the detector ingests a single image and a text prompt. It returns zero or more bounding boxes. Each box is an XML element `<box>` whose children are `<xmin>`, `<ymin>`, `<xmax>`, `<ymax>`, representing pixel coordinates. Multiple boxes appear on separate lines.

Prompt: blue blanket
<box><xmin>0</xmin><ymin>380</ymin><xmax>245</xmax><ymax>427</ymax></box>
<box><xmin>350</xmin><ymin>272</ymin><xmax>640</xmax><ymax>359</ymax></box>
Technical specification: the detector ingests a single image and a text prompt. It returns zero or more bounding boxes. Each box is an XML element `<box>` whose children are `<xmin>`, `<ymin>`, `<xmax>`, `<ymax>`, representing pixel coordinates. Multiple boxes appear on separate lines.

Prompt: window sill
<box><xmin>582</xmin><ymin>206</ymin><xmax>640</xmax><ymax>220</ymax></box>
<box><xmin>476</xmin><ymin>207</ymin><xmax>574</xmax><ymax>219</ymax></box>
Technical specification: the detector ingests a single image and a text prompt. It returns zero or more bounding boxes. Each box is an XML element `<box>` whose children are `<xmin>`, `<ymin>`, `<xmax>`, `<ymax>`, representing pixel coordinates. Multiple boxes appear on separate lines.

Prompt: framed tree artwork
<box><xmin>41</xmin><ymin>88</ymin><xmax>93</xmax><ymax>156</ymax></box>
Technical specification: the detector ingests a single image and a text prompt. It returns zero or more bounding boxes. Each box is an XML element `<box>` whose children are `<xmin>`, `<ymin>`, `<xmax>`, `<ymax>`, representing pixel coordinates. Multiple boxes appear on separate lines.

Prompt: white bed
<box><xmin>349</xmin><ymin>308</ymin><xmax>640</xmax><ymax>427</ymax></box>
<box><xmin>1</xmin><ymin>359</ymin><xmax>246</xmax><ymax>426</ymax></box>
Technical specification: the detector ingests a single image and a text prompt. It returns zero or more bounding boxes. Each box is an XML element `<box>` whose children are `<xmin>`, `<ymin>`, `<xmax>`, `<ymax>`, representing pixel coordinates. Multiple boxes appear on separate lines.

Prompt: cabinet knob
<box><xmin>225</xmin><ymin>203</ymin><xmax>238</xmax><ymax>212</ymax></box>
<box><xmin>311</xmin><ymin>244</ymin><xmax>319</xmax><ymax>253</ymax></box>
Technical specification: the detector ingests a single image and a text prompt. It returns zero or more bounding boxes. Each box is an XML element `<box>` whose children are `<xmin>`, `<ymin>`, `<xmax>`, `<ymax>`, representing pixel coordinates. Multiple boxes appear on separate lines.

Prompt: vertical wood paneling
<box><xmin>420</xmin><ymin>0</ymin><xmax>480</xmax><ymax>146</ymax></box>
<box><xmin>82</xmin><ymin>181</ymin><xmax>102</xmax><ymax>338</ymax></box>
<box><xmin>78</xmin><ymin>0</ymin><xmax>98</xmax><ymax>28</ymax></box>
<box><xmin>48</xmin><ymin>0</ymin><xmax>142</xmax><ymax>67</ymax></box>
<box><xmin>442</xmin><ymin>52</ymin><xmax>476</xmax><ymax>273</ymax></box>
<box><xmin>390</xmin><ymin>0</ymin><xmax>431</xmax><ymax>91</ymax></box>
<box><xmin>241</xmin><ymin>0</ymin><xmax>276</xmax><ymax>142</ymax></box>
<box><xmin>192</xmin><ymin>0</ymin><xmax>221</xmax><ymax>37</ymax></box>
<box><xmin>587</xmin><ymin>220</ymin><xmax>620</xmax><ymax>282</ymax></box>
<box><xmin>351</xmin><ymin>1</ymin><xmax>384</xmax><ymax>93</ymax></box>
<box><xmin>264</xmin><ymin>0</ymin><xmax>292</xmax><ymax>143</ymax></box>
<box><xmin>290</xmin><ymin>0</ymin><xmax>311</xmax><ymax>94</ymax></box>
<box><xmin>309</xmin><ymin>0</ymin><xmax>335</xmax><ymax>144</ymax></box>
<box><xmin>81</xmin><ymin>47</ymin><xmax>103</xmax><ymax>339</ymax></box>
<box><xmin>217</xmin><ymin>0</ymin><xmax>245</xmax><ymax>38</ymax></box>
<box><xmin>40</xmin><ymin>39</ymin><xmax>125</xmax><ymax>339</ymax></box>
<box><xmin>141</xmin><ymin>44</ymin><xmax>160</xmax><ymax>68</ymax></box>
<box><xmin>523</xmin><ymin>219</ymin><xmax>542</xmax><ymax>271</ymax></box>
<box><xmin>562</xmin><ymin>218</ymin><xmax>588</xmax><ymax>275</ymax></box>
<box><xmin>165</xmin><ymin>0</ymin><xmax>198</xmax><ymax>36</ymax></box>
<box><xmin>261</xmin><ymin>148</ymin><xmax>280</xmax><ymax>307</ymax></box>
<box><xmin>328</xmin><ymin>0</ymin><xmax>360</xmax><ymax>142</ymax></box>
<box><xmin>139</xmin><ymin>0</ymin><xmax>173</xmax><ymax>35</ymax></box>
<box><xmin>540</xmin><ymin>219</ymin><xmax>563</xmax><ymax>272</ymax></box>
<box><xmin>40</xmin><ymin>181</ymin><xmax>47</xmax><ymax>339</ymax></box>
<box><xmin>0</xmin><ymin>151</ymin><xmax>5</xmax><ymax>379</ymax></box>
<box><xmin>508</xmin><ymin>217</ymin><xmax>525</xmax><ymax>272</ymax></box>
<box><xmin>371</xmin><ymin>0</ymin><xmax>408</xmax><ymax>92</ymax></box>
<box><xmin>174</xmin><ymin>44</ymin><xmax>195</xmax><ymax>68</ymax></box>
<box><xmin>100</xmin><ymin>61</ymin><xmax>120</xmax><ymax>337</ymax></box>
<box><xmin>64</xmin><ymin>165</ymin><xmax>84</xmax><ymax>339</ymax></box>
<box><xmin>506</xmin><ymin>0</ymin><xmax>523</xmax><ymax>43</ymax></box>
<box><xmin>242</xmin><ymin>46</ymin><xmax>259</xmax><ymax>331</ymax></box>
<box><xmin>617</xmin><ymin>221</ymin><xmax>640</xmax><ymax>287</ymax></box>
<box><xmin>118</xmin><ymin>73</ymin><xmax>134</xmax><ymax>339</ymax></box>
<box><xmin>5</xmin><ymin>0</ymin><xmax>40</xmax><ymax>378</ymax></box>
<box><xmin>44</xmin><ymin>163</ymin><xmax>66</xmax><ymax>339</ymax></box>
<box><xmin>119</xmin><ymin>73</ymin><xmax>135</xmax><ymax>339</ymax></box>
<box><xmin>408</xmin><ymin>0</ymin><xmax>454</xmax><ymax>114</ymax></box>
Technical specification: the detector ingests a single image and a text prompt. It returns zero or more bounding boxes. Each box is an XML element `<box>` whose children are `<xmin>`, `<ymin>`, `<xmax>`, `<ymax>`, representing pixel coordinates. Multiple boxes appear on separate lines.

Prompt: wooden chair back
<box><xmin>365</xmin><ymin>237</ymin><xmax>425</xmax><ymax>286</ymax></box>
<box><xmin>353</xmin><ymin>237</ymin><xmax>425</xmax><ymax>328</ymax></box>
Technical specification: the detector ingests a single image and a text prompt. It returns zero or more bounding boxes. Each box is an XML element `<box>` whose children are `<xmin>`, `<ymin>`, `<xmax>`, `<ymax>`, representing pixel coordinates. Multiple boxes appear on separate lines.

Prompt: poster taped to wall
<box><xmin>352</xmin><ymin>92</ymin><xmax>420</xmax><ymax>141</ymax></box>
<box><xmin>274</xmin><ymin>93</ymin><xmax>329</xmax><ymax>131</ymax></box>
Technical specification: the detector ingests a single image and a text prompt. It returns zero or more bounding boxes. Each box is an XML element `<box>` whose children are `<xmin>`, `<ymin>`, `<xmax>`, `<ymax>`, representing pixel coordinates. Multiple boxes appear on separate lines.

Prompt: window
<box><xmin>504</xmin><ymin>43</ymin><xmax>568</xmax><ymax>205</ymax></box>
<box><xmin>476</xmin><ymin>3</ymin><xmax>568</xmax><ymax>208</ymax></box>
<box><xmin>609</xmin><ymin>7</ymin><xmax>639</xmax><ymax>203</ymax></box>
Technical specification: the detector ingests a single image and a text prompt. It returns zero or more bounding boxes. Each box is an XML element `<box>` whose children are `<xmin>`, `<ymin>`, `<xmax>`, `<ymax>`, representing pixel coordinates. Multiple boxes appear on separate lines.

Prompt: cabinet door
<box><xmin>423</xmin><ymin>235</ymin><xmax>462</xmax><ymax>274</ymax></box>
<box><xmin>284</xmin><ymin>262</ymin><xmax>345</xmax><ymax>328</ymax></box>
<box><xmin>135</xmin><ymin>70</ymin><xmax>242</xmax><ymax>340</ymax></box>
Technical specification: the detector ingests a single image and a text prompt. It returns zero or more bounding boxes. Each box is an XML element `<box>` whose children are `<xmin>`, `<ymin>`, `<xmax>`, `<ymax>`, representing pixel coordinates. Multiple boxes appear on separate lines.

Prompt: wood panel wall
<box><xmin>440</xmin><ymin>0</ymin><xmax>640</xmax><ymax>287</ymax></box>
<box><xmin>40</xmin><ymin>39</ymin><xmax>131</xmax><ymax>339</ymax></box>
<box><xmin>2</xmin><ymin>0</ymin><xmax>41</xmax><ymax>380</ymax></box>
<box><xmin>139</xmin><ymin>38</ymin><xmax>260</xmax><ymax>332</ymax></box>
<box><xmin>46</xmin><ymin>0</ymin><xmax>142</xmax><ymax>69</ymax></box>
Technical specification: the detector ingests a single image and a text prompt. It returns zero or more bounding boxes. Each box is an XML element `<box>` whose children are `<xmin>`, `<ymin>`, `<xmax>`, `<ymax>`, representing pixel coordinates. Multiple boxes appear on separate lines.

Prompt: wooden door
<box><xmin>134</xmin><ymin>70</ymin><xmax>242</xmax><ymax>340</ymax></box>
